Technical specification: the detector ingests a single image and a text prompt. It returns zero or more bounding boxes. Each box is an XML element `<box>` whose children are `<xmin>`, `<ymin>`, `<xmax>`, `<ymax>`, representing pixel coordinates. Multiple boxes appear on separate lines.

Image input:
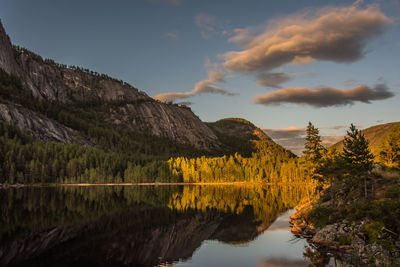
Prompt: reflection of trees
<box><xmin>0</xmin><ymin>185</ymin><xmax>316</xmax><ymax>266</ymax></box>
<box><xmin>0</xmin><ymin>186</ymin><xmax>181</xmax><ymax>236</ymax></box>
<box><xmin>168</xmin><ymin>185</ymin><xmax>315</xmax><ymax>227</ymax></box>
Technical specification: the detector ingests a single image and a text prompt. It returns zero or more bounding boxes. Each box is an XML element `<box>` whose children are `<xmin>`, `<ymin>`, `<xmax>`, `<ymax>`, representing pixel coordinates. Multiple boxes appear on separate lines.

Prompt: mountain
<box><xmin>331</xmin><ymin>122</ymin><xmax>400</xmax><ymax>153</ymax></box>
<box><xmin>0</xmin><ymin>20</ymin><xmax>219</xmax><ymax>152</ymax></box>
<box><xmin>0</xmin><ymin>19</ymin><xmax>296</xmax><ymax>184</ymax></box>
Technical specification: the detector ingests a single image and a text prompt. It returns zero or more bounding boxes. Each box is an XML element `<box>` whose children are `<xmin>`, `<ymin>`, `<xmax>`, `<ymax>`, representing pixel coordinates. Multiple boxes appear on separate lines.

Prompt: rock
<box><xmin>0</xmin><ymin>103</ymin><xmax>90</xmax><ymax>145</ymax></box>
<box><xmin>0</xmin><ymin>20</ymin><xmax>221</xmax><ymax>151</ymax></box>
<box><xmin>312</xmin><ymin>224</ymin><xmax>338</xmax><ymax>245</ymax></box>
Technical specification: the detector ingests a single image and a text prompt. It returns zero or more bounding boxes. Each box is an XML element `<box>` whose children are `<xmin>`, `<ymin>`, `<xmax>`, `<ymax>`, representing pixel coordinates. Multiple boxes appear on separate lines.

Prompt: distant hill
<box><xmin>207</xmin><ymin>118</ymin><xmax>295</xmax><ymax>158</ymax></box>
<box><xmin>331</xmin><ymin>122</ymin><xmax>400</xmax><ymax>153</ymax></box>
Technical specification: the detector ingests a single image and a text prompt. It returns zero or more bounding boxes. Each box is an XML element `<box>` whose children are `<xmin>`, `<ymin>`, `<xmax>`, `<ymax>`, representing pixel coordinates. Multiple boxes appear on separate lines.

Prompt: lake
<box><xmin>0</xmin><ymin>184</ymin><xmax>333</xmax><ymax>266</ymax></box>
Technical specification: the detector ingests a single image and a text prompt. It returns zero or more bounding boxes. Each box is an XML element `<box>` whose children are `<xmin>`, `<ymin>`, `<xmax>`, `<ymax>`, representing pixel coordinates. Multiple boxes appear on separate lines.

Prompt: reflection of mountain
<box><xmin>0</xmin><ymin>185</ymin><xmax>314</xmax><ymax>266</ymax></box>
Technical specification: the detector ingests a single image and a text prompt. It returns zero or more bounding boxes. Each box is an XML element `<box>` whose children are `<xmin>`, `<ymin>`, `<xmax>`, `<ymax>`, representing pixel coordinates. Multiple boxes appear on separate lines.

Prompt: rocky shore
<box><xmin>290</xmin><ymin>202</ymin><xmax>400</xmax><ymax>266</ymax></box>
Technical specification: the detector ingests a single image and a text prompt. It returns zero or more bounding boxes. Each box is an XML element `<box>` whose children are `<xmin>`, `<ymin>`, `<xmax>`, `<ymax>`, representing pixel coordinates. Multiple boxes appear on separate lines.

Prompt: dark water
<box><xmin>0</xmin><ymin>184</ymin><xmax>332</xmax><ymax>266</ymax></box>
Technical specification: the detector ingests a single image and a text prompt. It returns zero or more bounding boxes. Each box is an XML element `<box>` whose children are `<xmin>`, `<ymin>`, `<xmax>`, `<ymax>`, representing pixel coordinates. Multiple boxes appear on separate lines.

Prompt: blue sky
<box><xmin>1</xmin><ymin>0</ymin><xmax>399</xmax><ymax>153</ymax></box>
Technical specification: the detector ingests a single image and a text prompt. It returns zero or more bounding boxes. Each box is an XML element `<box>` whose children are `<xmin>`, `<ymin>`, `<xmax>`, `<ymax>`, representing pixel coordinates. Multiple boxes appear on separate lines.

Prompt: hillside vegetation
<box><xmin>332</xmin><ymin>122</ymin><xmax>400</xmax><ymax>152</ymax></box>
<box><xmin>0</xmin><ymin>67</ymin><xmax>302</xmax><ymax>184</ymax></box>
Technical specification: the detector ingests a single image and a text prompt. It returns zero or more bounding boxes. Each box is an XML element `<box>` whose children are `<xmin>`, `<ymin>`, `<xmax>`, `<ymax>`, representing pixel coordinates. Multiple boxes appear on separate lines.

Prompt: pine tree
<box><xmin>303</xmin><ymin>122</ymin><xmax>325</xmax><ymax>163</ymax></box>
<box><xmin>341</xmin><ymin>124</ymin><xmax>374</xmax><ymax>174</ymax></box>
<box><xmin>341</xmin><ymin>124</ymin><xmax>374</xmax><ymax>197</ymax></box>
<box><xmin>303</xmin><ymin>122</ymin><xmax>326</xmax><ymax>183</ymax></box>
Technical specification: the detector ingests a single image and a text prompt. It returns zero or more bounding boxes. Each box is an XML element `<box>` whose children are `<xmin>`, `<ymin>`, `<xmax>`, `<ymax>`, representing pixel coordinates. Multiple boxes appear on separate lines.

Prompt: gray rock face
<box><xmin>0</xmin><ymin>20</ymin><xmax>219</xmax><ymax>150</ymax></box>
<box><xmin>108</xmin><ymin>101</ymin><xmax>219</xmax><ymax>150</ymax></box>
<box><xmin>0</xmin><ymin>21</ymin><xmax>20</xmax><ymax>76</ymax></box>
<box><xmin>0</xmin><ymin>103</ymin><xmax>90</xmax><ymax>145</ymax></box>
<box><xmin>13</xmin><ymin>50</ymin><xmax>149</xmax><ymax>103</ymax></box>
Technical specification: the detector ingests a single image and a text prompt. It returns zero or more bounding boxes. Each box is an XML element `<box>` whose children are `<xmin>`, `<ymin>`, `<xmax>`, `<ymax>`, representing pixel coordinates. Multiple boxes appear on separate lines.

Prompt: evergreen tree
<box><xmin>303</xmin><ymin>122</ymin><xmax>325</xmax><ymax>163</ymax></box>
<box><xmin>340</xmin><ymin>124</ymin><xmax>374</xmax><ymax>197</ymax></box>
<box><xmin>303</xmin><ymin>122</ymin><xmax>326</xmax><ymax>183</ymax></box>
<box><xmin>341</xmin><ymin>124</ymin><xmax>374</xmax><ymax>174</ymax></box>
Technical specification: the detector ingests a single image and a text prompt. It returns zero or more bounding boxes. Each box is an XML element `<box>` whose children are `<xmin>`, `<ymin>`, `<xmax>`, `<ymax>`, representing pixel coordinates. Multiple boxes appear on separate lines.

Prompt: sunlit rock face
<box><xmin>0</xmin><ymin>20</ymin><xmax>219</xmax><ymax>151</ymax></box>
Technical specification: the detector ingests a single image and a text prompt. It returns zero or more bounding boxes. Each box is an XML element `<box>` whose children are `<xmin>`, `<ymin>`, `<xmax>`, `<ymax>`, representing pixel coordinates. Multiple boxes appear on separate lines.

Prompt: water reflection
<box><xmin>0</xmin><ymin>185</ymin><xmax>315</xmax><ymax>266</ymax></box>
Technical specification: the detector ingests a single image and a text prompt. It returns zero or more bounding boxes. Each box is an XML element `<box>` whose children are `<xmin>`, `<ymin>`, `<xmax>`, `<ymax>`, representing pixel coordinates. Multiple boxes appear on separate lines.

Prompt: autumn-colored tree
<box><xmin>378</xmin><ymin>125</ymin><xmax>400</xmax><ymax>168</ymax></box>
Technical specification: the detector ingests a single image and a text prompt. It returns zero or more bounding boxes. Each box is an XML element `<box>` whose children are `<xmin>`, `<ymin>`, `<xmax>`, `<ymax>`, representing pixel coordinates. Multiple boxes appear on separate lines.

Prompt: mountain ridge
<box><xmin>0</xmin><ymin>19</ymin><xmax>290</xmax><ymax>157</ymax></box>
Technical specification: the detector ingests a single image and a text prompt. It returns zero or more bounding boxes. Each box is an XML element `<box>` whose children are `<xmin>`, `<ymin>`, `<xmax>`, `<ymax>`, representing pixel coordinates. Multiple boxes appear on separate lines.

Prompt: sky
<box><xmin>0</xmin><ymin>0</ymin><xmax>399</xmax><ymax>154</ymax></box>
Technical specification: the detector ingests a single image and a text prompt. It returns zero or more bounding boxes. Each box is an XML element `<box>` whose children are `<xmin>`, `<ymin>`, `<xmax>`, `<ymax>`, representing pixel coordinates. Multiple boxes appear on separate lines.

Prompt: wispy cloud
<box><xmin>253</xmin><ymin>83</ymin><xmax>394</xmax><ymax>107</ymax></box>
<box><xmin>256</xmin><ymin>71</ymin><xmax>315</xmax><ymax>88</ymax></box>
<box><xmin>322</xmin><ymin>135</ymin><xmax>344</xmax><ymax>147</ymax></box>
<box><xmin>153</xmin><ymin>59</ymin><xmax>238</xmax><ymax>102</ymax></box>
<box><xmin>256</xmin><ymin>73</ymin><xmax>297</xmax><ymax>89</ymax></box>
<box><xmin>263</xmin><ymin>126</ymin><xmax>345</xmax><ymax>155</ymax></box>
<box><xmin>223</xmin><ymin>3</ymin><xmax>392</xmax><ymax>74</ymax></box>
<box><xmin>195</xmin><ymin>13</ymin><xmax>229</xmax><ymax>39</ymax></box>
<box><xmin>263</xmin><ymin>126</ymin><xmax>305</xmax><ymax>139</ymax></box>
<box><xmin>165</xmin><ymin>30</ymin><xmax>179</xmax><ymax>40</ymax></box>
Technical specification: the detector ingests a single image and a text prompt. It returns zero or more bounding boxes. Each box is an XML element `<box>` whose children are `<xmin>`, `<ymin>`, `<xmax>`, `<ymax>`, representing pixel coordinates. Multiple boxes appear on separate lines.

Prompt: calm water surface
<box><xmin>0</xmin><ymin>184</ymin><xmax>333</xmax><ymax>266</ymax></box>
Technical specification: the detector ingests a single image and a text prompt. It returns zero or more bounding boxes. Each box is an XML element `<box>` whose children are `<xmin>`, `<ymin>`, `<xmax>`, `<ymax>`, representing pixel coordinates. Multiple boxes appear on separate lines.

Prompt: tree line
<box><xmin>168</xmin><ymin>140</ymin><xmax>313</xmax><ymax>183</ymax></box>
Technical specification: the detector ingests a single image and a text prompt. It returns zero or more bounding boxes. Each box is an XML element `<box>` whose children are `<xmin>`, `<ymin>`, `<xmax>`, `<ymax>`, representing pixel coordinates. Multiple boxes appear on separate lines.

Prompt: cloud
<box><xmin>257</xmin><ymin>71</ymin><xmax>316</xmax><ymax>88</ymax></box>
<box><xmin>222</xmin><ymin>3</ymin><xmax>392</xmax><ymax>74</ymax></box>
<box><xmin>263</xmin><ymin>127</ymin><xmax>306</xmax><ymax>155</ymax></box>
<box><xmin>253</xmin><ymin>83</ymin><xmax>394</xmax><ymax>107</ymax></box>
<box><xmin>271</xmin><ymin>135</ymin><xmax>344</xmax><ymax>155</ymax></box>
<box><xmin>262</xmin><ymin>125</ymin><xmax>361</xmax><ymax>154</ymax></box>
<box><xmin>263</xmin><ymin>126</ymin><xmax>305</xmax><ymax>139</ymax></box>
<box><xmin>153</xmin><ymin>59</ymin><xmax>238</xmax><ymax>102</ymax></box>
<box><xmin>195</xmin><ymin>13</ymin><xmax>229</xmax><ymax>39</ymax></box>
<box><xmin>322</xmin><ymin>135</ymin><xmax>344</xmax><ymax>147</ymax></box>
<box><xmin>165</xmin><ymin>31</ymin><xmax>179</xmax><ymax>40</ymax></box>
<box><xmin>257</xmin><ymin>73</ymin><xmax>296</xmax><ymax>88</ymax></box>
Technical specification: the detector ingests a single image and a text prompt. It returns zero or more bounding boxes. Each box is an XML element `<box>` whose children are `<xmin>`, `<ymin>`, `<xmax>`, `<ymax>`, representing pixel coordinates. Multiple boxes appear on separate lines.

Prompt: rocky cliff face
<box><xmin>0</xmin><ymin>103</ymin><xmax>90</xmax><ymax>145</ymax></box>
<box><xmin>0</xmin><ymin>21</ymin><xmax>20</xmax><ymax>76</ymax></box>
<box><xmin>0</xmin><ymin>20</ymin><xmax>219</xmax><ymax>151</ymax></box>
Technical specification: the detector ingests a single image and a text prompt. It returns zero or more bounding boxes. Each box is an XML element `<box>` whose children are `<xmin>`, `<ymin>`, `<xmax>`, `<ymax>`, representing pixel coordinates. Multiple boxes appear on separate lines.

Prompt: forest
<box><xmin>1</xmin><ymin>66</ymin><xmax>399</xmax><ymax>185</ymax></box>
<box><xmin>0</xmin><ymin>65</ymin><xmax>314</xmax><ymax>184</ymax></box>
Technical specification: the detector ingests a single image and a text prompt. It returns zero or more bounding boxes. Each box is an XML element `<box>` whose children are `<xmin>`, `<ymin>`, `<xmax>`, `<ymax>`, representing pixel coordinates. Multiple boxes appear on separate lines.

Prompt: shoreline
<box><xmin>290</xmin><ymin>201</ymin><xmax>399</xmax><ymax>266</ymax></box>
<box><xmin>0</xmin><ymin>182</ymin><xmax>314</xmax><ymax>188</ymax></box>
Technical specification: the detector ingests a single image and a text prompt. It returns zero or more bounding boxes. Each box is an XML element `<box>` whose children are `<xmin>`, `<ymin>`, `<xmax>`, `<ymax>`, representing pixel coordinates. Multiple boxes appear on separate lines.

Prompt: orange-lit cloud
<box><xmin>263</xmin><ymin>126</ymin><xmax>305</xmax><ymax>139</ymax></box>
<box><xmin>153</xmin><ymin>59</ymin><xmax>238</xmax><ymax>102</ymax></box>
<box><xmin>222</xmin><ymin>3</ymin><xmax>392</xmax><ymax>74</ymax></box>
<box><xmin>253</xmin><ymin>84</ymin><xmax>394</xmax><ymax>107</ymax></box>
